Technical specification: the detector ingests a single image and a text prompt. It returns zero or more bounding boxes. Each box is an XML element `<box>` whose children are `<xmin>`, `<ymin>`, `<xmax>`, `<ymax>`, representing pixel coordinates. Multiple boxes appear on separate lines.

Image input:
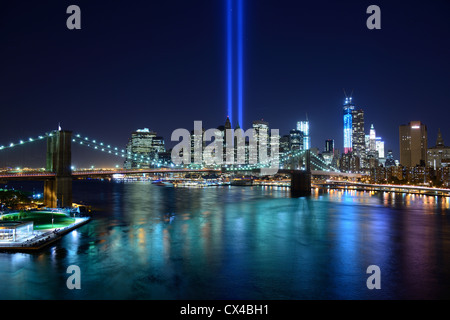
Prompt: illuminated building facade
<box><xmin>343</xmin><ymin>97</ymin><xmax>355</xmax><ymax>154</ymax></box>
<box><xmin>297</xmin><ymin>120</ymin><xmax>310</xmax><ymax>150</ymax></box>
<box><xmin>124</xmin><ymin>128</ymin><xmax>160</xmax><ymax>169</ymax></box>
<box><xmin>325</xmin><ymin>139</ymin><xmax>334</xmax><ymax>153</ymax></box>
<box><xmin>289</xmin><ymin>129</ymin><xmax>303</xmax><ymax>151</ymax></box>
<box><xmin>351</xmin><ymin>109</ymin><xmax>366</xmax><ymax>168</ymax></box>
<box><xmin>399</xmin><ymin>121</ymin><xmax>428</xmax><ymax>167</ymax></box>
<box><xmin>427</xmin><ymin>128</ymin><xmax>450</xmax><ymax>169</ymax></box>
<box><xmin>252</xmin><ymin>120</ymin><xmax>269</xmax><ymax>164</ymax></box>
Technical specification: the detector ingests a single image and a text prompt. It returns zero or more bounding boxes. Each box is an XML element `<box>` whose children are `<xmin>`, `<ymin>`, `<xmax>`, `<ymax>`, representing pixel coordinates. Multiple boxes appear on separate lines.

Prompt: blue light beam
<box><xmin>227</xmin><ymin>0</ymin><xmax>233</xmax><ymax>126</ymax></box>
<box><xmin>237</xmin><ymin>0</ymin><xmax>244</xmax><ymax>128</ymax></box>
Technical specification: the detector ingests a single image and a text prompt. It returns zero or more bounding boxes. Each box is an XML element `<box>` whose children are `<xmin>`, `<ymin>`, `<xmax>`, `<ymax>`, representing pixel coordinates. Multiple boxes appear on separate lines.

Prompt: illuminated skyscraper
<box><xmin>325</xmin><ymin>139</ymin><xmax>334</xmax><ymax>153</ymax></box>
<box><xmin>289</xmin><ymin>129</ymin><xmax>303</xmax><ymax>151</ymax></box>
<box><xmin>427</xmin><ymin>129</ymin><xmax>450</xmax><ymax>169</ymax></box>
<box><xmin>399</xmin><ymin>121</ymin><xmax>428</xmax><ymax>167</ymax></box>
<box><xmin>252</xmin><ymin>120</ymin><xmax>269</xmax><ymax>163</ymax></box>
<box><xmin>376</xmin><ymin>137</ymin><xmax>385</xmax><ymax>158</ymax></box>
<box><xmin>124</xmin><ymin>128</ymin><xmax>158</xmax><ymax>169</ymax></box>
<box><xmin>323</xmin><ymin>139</ymin><xmax>335</xmax><ymax>165</ymax></box>
<box><xmin>351</xmin><ymin>109</ymin><xmax>366</xmax><ymax>167</ymax></box>
<box><xmin>343</xmin><ymin>97</ymin><xmax>355</xmax><ymax>154</ymax></box>
<box><xmin>369</xmin><ymin>124</ymin><xmax>376</xmax><ymax>152</ymax></box>
<box><xmin>297</xmin><ymin>119</ymin><xmax>310</xmax><ymax>150</ymax></box>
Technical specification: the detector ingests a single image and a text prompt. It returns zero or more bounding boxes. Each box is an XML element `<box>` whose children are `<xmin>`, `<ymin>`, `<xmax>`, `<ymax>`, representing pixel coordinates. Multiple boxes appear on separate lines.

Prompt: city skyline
<box><xmin>1</xmin><ymin>1</ymin><xmax>450</xmax><ymax>304</ymax></box>
<box><xmin>1</xmin><ymin>0</ymin><xmax>449</xmax><ymax>168</ymax></box>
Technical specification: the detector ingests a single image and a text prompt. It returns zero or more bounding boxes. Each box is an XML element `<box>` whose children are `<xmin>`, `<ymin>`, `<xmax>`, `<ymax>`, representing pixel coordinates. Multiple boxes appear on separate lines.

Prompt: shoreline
<box><xmin>0</xmin><ymin>217</ymin><xmax>90</xmax><ymax>252</ymax></box>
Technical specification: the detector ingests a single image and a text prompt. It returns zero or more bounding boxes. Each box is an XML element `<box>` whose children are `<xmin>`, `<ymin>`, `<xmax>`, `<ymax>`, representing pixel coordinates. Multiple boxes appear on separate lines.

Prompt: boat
<box><xmin>230</xmin><ymin>178</ymin><xmax>254</xmax><ymax>186</ymax></box>
<box><xmin>153</xmin><ymin>180</ymin><xmax>174</xmax><ymax>187</ymax></box>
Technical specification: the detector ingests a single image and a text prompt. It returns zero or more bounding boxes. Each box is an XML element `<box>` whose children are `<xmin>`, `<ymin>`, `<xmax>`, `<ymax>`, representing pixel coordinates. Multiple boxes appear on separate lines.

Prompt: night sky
<box><xmin>1</xmin><ymin>0</ymin><xmax>450</xmax><ymax>168</ymax></box>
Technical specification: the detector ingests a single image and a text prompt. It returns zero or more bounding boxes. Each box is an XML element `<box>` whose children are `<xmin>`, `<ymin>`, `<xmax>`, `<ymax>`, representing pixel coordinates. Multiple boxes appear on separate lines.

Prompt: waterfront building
<box><xmin>399</xmin><ymin>121</ymin><xmax>428</xmax><ymax>167</ymax></box>
<box><xmin>427</xmin><ymin>128</ymin><xmax>450</xmax><ymax>169</ymax></box>
<box><xmin>124</xmin><ymin>128</ymin><xmax>159</xmax><ymax>169</ymax></box>
<box><xmin>436</xmin><ymin>167</ymin><xmax>450</xmax><ymax>187</ymax></box>
<box><xmin>0</xmin><ymin>221</ymin><xmax>34</xmax><ymax>242</ymax></box>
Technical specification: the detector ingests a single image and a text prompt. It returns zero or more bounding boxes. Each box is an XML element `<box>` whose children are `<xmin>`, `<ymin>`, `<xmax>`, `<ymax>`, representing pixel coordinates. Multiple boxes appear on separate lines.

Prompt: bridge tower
<box><xmin>44</xmin><ymin>130</ymin><xmax>72</xmax><ymax>208</ymax></box>
<box><xmin>290</xmin><ymin>150</ymin><xmax>311</xmax><ymax>197</ymax></box>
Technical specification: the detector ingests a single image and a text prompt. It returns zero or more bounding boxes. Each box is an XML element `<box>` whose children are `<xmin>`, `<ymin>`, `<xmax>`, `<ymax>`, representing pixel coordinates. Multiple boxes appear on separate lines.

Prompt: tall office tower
<box><xmin>279</xmin><ymin>135</ymin><xmax>290</xmax><ymax>154</ymax></box>
<box><xmin>427</xmin><ymin>128</ymin><xmax>450</xmax><ymax>169</ymax></box>
<box><xmin>322</xmin><ymin>139</ymin><xmax>335</xmax><ymax>165</ymax></box>
<box><xmin>365</xmin><ymin>124</ymin><xmax>379</xmax><ymax>169</ymax></box>
<box><xmin>223</xmin><ymin>116</ymin><xmax>233</xmax><ymax>163</ymax></box>
<box><xmin>289</xmin><ymin>129</ymin><xmax>304</xmax><ymax>151</ymax></box>
<box><xmin>385</xmin><ymin>150</ymin><xmax>396</xmax><ymax>167</ymax></box>
<box><xmin>351</xmin><ymin>109</ymin><xmax>366</xmax><ymax>166</ymax></box>
<box><xmin>252</xmin><ymin>120</ymin><xmax>269</xmax><ymax>163</ymax></box>
<box><xmin>369</xmin><ymin>124</ymin><xmax>377</xmax><ymax>152</ymax></box>
<box><xmin>297</xmin><ymin>119</ymin><xmax>310</xmax><ymax>150</ymax></box>
<box><xmin>399</xmin><ymin>121</ymin><xmax>428</xmax><ymax>167</ymax></box>
<box><xmin>124</xmin><ymin>128</ymin><xmax>157</xmax><ymax>169</ymax></box>
<box><xmin>376</xmin><ymin>137</ymin><xmax>385</xmax><ymax>158</ymax></box>
<box><xmin>343</xmin><ymin>97</ymin><xmax>355</xmax><ymax>154</ymax></box>
<box><xmin>325</xmin><ymin>139</ymin><xmax>334</xmax><ymax>153</ymax></box>
<box><xmin>191</xmin><ymin>127</ymin><xmax>205</xmax><ymax>164</ymax></box>
<box><xmin>152</xmin><ymin>136</ymin><xmax>166</xmax><ymax>154</ymax></box>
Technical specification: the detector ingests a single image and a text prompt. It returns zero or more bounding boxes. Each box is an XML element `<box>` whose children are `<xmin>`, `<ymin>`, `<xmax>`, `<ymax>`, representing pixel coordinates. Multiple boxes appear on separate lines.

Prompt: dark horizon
<box><xmin>1</xmin><ymin>0</ymin><xmax>449</xmax><ymax>168</ymax></box>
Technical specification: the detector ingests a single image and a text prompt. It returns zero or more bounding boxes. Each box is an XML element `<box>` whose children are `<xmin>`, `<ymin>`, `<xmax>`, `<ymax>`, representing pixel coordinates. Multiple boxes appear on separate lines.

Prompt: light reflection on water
<box><xmin>0</xmin><ymin>181</ymin><xmax>449</xmax><ymax>300</ymax></box>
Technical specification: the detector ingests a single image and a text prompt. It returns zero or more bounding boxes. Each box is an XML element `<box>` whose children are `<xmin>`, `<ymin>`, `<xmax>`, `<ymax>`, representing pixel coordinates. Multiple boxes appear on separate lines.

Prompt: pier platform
<box><xmin>0</xmin><ymin>217</ymin><xmax>90</xmax><ymax>252</ymax></box>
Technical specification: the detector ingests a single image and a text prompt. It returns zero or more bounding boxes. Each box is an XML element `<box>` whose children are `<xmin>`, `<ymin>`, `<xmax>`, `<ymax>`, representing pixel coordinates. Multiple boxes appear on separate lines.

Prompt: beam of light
<box><xmin>237</xmin><ymin>0</ymin><xmax>243</xmax><ymax>128</ymax></box>
<box><xmin>227</xmin><ymin>0</ymin><xmax>233</xmax><ymax>126</ymax></box>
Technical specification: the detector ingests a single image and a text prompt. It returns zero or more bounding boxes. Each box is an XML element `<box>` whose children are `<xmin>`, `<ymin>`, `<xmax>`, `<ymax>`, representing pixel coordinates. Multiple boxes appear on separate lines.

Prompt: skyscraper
<box><xmin>297</xmin><ymin>119</ymin><xmax>310</xmax><ymax>150</ymax></box>
<box><xmin>385</xmin><ymin>150</ymin><xmax>396</xmax><ymax>167</ymax></box>
<box><xmin>427</xmin><ymin>128</ymin><xmax>450</xmax><ymax>169</ymax></box>
<box><xmin>343</xmin><ymin>97</ymin><xmax>355</xmax><ymax>154</ymax></box>
<box><xmin>351</xmin><ymin>109</ymin><xmax>366</xmax><ymax>167</ymax></box>
<box><xmin>376</xmin><ymin>137</ymin><xmax>385</xmax><ymax>159</ymax></box>
<box><xmin>323</xmin><ymin>139</ymin><xmax>335</xmax><ymax>165</ymax></box>
<box><xmin>252</xmin><ymin>120</ymin><xmax>269</xmax><ymax>163</ymax></box>
<box><xmin>124</xmin><ymin>128</ymin><xmax>158</xmax><ymax>169</ymax></box>
<box><xmin>369</xmin><ymin>124</ymin><xmax>376</xmax><ymax>153</ymax></box>
<box><xmin>289</xmin><ymin>129</ymin><xmax>303</xmax><ymax>151</ymax></box>
<box><xmin>325</xmin><ymin>139</ymin><xmax>334</xmax><ymax>153</ymax></box>
<box><xmin>399</xmin><ymin>121</ymin><xmax>428</xmax><ymax>167</ymax></box>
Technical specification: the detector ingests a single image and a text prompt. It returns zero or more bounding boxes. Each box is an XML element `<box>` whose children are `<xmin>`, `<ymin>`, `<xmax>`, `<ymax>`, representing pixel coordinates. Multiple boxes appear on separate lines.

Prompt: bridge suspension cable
<box><xmin>72</xmin><ymin>133</ymin><xmax>178</xmax><ymax>168</ymax></box>
<box><xmin>0</xmin><ymin>133</ymin><xmax>48</xmax><ymax>151</ymax></box>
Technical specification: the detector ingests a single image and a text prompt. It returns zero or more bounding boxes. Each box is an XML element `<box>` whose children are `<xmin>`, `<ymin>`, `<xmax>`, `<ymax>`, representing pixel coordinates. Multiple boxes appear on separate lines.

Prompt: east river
<box><xmin>1</xmin><ymin>180</ymin><xmax>449</xmax><ymax>299</ymax></box>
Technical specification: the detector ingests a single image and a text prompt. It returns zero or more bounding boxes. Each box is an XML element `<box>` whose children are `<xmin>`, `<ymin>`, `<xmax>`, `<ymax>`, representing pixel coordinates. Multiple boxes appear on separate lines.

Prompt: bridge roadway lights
<box><xmin>44</xmin><ymin>130</ymin><xmax>73</xmax><ymax>208</ymax></box>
